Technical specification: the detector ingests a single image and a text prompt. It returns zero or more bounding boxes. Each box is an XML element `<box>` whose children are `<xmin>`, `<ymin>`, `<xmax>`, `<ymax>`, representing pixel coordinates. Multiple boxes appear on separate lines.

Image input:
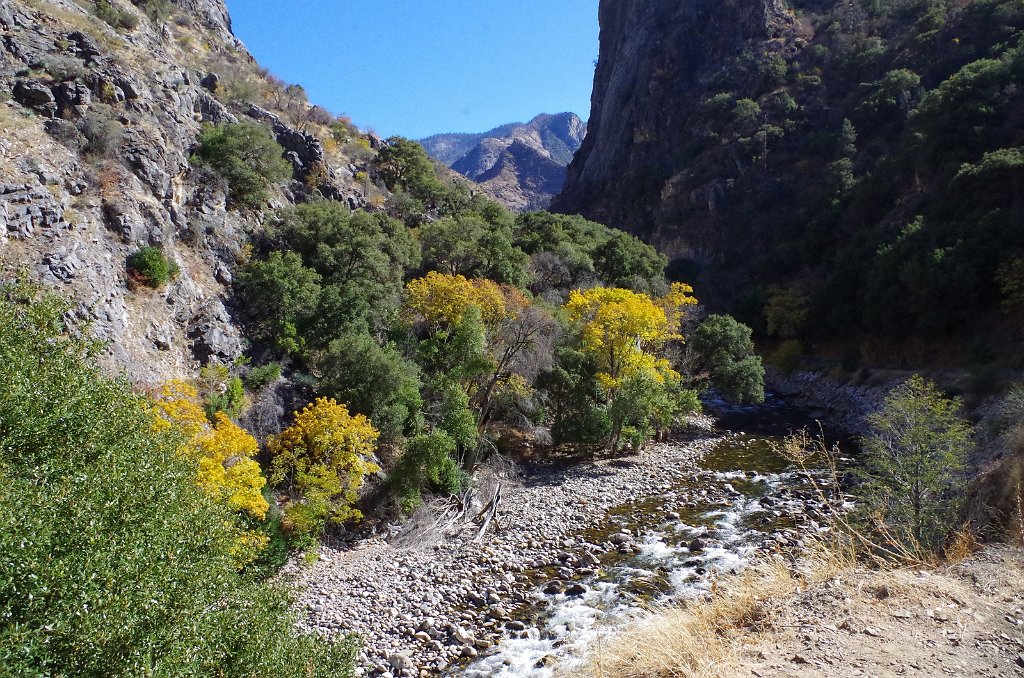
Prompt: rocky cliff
<box><xmin>553</xmin><ymin>0</ymin><xmax>795</xmax><ymax>260</ymax></box>
<box><xmin>0</xmin><ymin>0</ymin><xmax>372</xmax><ymax>383</ymax></box>
<box><xmin>554</xmin><ymin>0</ymin><xmax>1024</xmax><ymax>357</ymax></box>
<box><xmin>419</xmin><ymin>112</ymin><xmax>585</xmax><ymax>211</ymax></box>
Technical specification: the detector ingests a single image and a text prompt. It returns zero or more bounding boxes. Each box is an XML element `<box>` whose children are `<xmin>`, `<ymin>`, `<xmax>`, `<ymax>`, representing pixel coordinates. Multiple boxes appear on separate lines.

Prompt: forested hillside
<box><xmin>556</xmin><ymin>0</ymin><xmax>1024</xmax><ymax>365</ymax></box>
<box><xmin>0</xmin><ymin>1</ymin><xmax>767</xmax><ymax>673</ymax></box>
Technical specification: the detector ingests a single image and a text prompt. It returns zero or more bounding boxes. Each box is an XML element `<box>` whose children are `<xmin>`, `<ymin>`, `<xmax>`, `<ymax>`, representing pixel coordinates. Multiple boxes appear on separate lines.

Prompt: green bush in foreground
<box><xmin>859</xmin><ymin>375</ymin><xmax>972</xmax><ymax>552</ymax></box>
<box><xmin>0</xmin><ymin>282</ymin><xmax>356</xmax><ymax>677</ymax></box>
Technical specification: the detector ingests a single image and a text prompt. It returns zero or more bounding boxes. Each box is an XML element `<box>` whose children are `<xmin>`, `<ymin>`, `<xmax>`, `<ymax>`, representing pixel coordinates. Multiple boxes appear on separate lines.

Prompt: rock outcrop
<box><xmin>0</xmin><ymin>0</ymin><xmax>370</xmax><ymax>383</ymax></box>
<box><xmin>553</xmin><ymin>0</ymin><xmax>793</xmax><ymax>254</ymax></box>
<box><xmin>419</xmin><ymin>112</ymin><xmax>585</xmax><ymax>211</ymax></box>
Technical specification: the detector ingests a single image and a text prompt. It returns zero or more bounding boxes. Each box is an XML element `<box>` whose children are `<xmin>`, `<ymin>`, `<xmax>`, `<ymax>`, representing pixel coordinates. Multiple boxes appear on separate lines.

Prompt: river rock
<box><xmin>564</xmin><ymin>583</ymin><xmax>588</xmax><ymax>596</ymax></box>
<box><xmin>387</xmin><ymin>652</ymin><xmax>415</xmax><ymax>673</ymax></box>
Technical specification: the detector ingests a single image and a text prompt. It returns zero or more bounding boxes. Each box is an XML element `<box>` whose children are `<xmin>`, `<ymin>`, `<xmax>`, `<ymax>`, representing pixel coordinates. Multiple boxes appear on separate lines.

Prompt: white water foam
<box><xmin>457</xmin><ymin>469</ymin><xmax>789</xmax><ymax>677</ymax></box>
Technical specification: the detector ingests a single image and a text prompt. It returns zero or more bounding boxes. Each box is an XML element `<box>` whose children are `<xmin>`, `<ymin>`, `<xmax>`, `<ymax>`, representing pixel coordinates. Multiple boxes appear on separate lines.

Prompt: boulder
<box><xmin>13</xmin><ymin>80</ymin><xmax>57</xmax><ymax>117</ymax></box>
<box><xmin>54</xmin><ymin>81</ymin><xmax>92</xmax><ymax>115</ymax></box>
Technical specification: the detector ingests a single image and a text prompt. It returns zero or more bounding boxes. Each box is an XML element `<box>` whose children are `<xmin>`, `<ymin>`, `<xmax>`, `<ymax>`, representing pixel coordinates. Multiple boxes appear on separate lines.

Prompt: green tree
<box><xmin>234</xmin><ymin>251</ymin><xmax>322</xmax><ymax>354</ymax></box>
<box><xmin>732</xmin><ymin>98</ymin><xmax>762</xmax><ymax>131</ymax></box>
<box><xmin>420</xmin><ymin>215</ymin><xmax>530</xmax><ymax>288</ymax></box>
<box><xmin>592</xmin><ymin>230</ymin><xmax>668</xmax><ymax>293</ymax></box>
<box><xmin>267</xmin><ymin>202</ymin><xmax>418</xmax><ymax>303</ymax></box>
<box><xmin>0</xmin><ymin>282</ymin><xmax>356</xmax><ymax>677</ymax></box>
<box><xmin>764</xmin><ymin>288</ymin><xmax>809</xmax><ymax>339</ymax></box>
<box><xmin>859</xmin><ymin>68</ymin><xmax>922</xmax><ymax>117</ymax></box>
<box><xmin>513</xmin><ymin>211</ymin><xmax>603</xmax><ymax>291</ymax></box>
<box><xmin>373</xmin><ymin>136</ymin><xmax>447</xmax><ymax>205</ymax></box>
<box><xmin>192</xmin><ymin>122</ymin><xmax>291</xmax><ymax>208</ymax></box>
<box><xmin>316</xmin><ymin>332</ymin><xmax>423</xmax><ymax>441</ymax></box>
<box><xmin>690</xmin><ymin>315</ymin><xmax>765</xmax><ymax>404</ymax></box>
<box><xmin>859</xmin><ymin>376</ymin><xmax>972</xmax><ymax>551</ymax></box>
<box><xmin>536</xmin><ymin>346</ymin><xmax>612</xmax><ymax>450</ymax></box>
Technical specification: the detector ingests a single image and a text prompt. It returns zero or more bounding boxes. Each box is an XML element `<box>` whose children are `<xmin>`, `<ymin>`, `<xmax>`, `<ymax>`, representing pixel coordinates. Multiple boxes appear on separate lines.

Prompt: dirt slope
<box><xmin>735</xmin><ymin>545</ymin><xmax>1024</xmax><ymax>677</ymax></box>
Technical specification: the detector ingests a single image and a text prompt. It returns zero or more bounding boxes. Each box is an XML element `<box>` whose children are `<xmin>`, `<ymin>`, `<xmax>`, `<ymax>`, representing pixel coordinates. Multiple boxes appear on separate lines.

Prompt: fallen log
<box><xmin>474</xmin><ymin>483</ymin><xmax>502</xmax><ymax>542</ymax></box>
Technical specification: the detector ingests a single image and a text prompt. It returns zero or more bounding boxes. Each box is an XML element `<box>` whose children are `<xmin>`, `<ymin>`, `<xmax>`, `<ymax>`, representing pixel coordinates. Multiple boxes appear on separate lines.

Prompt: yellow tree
<box><xmin>403</xmin><ymin>272</ymin><xmax>558</xmax><ymax>469</ymax></box>
<box><xmin>403</xmin><ymin>270</ymin><xmax>507</xmax><ymax>331</ymax></box>
<box><xmin>564</xmin><ymin>284</ymin><xmax>697</xmax><ymax>392</ymax></box>
<box><xmin>153</xmin><ymin>380</ymin><xmax>269</xmax><ymax>521</ymax></box>
<box><xmin>267</xmin><ymin>397</ymin><xmax>380</xmax><ymax>537</ymax></box>
<box><xmin>404</xmin><ymin>272</ymin><xmax>555</xmax><ymax>423</ymax></box>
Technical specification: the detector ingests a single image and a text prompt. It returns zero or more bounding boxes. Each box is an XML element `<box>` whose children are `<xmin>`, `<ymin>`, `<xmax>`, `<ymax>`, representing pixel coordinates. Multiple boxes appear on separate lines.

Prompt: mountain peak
<box><xmin>418</xmin><ymin>112</ymin><xmax>585</xmax><ymax>211</ymax></box>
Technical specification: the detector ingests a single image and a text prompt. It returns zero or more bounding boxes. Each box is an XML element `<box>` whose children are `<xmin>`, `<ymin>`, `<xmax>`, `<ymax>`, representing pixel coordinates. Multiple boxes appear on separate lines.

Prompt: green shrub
<box><xmin>205</xmin><ymin>375</ymin><xmax>246</xmax><ymax>420</ymax></box>
<box><xmin>126</xmin><ymin>246</ymin><xmax>178</xmax><ymax>288</ymax></box>
<box><xmin>139</xmin><ymin>0</ymin><xmax>174</xmax><ymax>23</ymax></box>
<box><xmin>191</xmin><ymin>122</ymin><xmax>292</xmax><ymax>209</ymax></box>
<box><xmin>609</xmin><ymin>374</ymin><xmax>700</xmax><ymax>451</ymax></box>
<box><xmin>244</xmin><ymin>362</ymin><xmax>282</xmax><ymax>391</ymax></box>
<box><xmin>0</xmin><ymin>281</ymin><xmax>356</xmax><ymax>677</ymax></box>
<box><xmin>94</xmin><ymin>0</ymin><xmax>139</xmax><ymax>30</ymax></box>
<box><xmin>246</xmin><ymin>487</ymin><xmax>291</xmax><ymax>580</ymax></box>
<box><xmin>536</xmin><ymin>346</ymin><xmax>613</xmax><ymax>449</ymax></box>
<box><xmin>42</xmin><ymin>56</ymin><xmax>86</xmax><ymax>82</ymax></box>
<box><xmin>388</xmin><ymin>432</ymin><xmax>469</xmax><ymax>513</ymax></box>
<box><xmin>768</xmin><ymin>339</ymin><xmax>803</xmax><ymax>375</ymax></box>
<box><xmin>78</xmin><ymin>106</ymin><xmax>123</xmax><ymax>158</ymax></box>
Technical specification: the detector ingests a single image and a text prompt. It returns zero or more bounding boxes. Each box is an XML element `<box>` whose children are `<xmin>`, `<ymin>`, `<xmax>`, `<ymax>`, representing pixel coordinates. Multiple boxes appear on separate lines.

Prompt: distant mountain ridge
<box><xmin>419</xmin><ymin>112</ymin><xmax>585</xmax><ymax>212</ymax></box>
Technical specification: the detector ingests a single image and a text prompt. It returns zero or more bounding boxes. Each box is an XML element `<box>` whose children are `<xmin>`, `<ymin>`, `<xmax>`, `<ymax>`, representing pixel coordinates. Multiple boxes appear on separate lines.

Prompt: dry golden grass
<box><xmin>577</xmin><ymin>544</ymin><xmax>857</xmax><ymax>678</ymax></box>
<box><xmin>0</xmin><ymin>102</ymin><xmax>35</xmax><ymax>132</ymax></box>
<box><xmin>966</xmin><ymin>423</ymin><xmax>1024</xmax><ymax>545</ymax></box>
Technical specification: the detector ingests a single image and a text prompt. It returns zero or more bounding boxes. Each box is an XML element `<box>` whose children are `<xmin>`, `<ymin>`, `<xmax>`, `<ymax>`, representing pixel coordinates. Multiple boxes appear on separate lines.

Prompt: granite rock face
<box><xmin>553</xmin><ymin>0</ymin><xmax>794</xmax><ymax>254</ymax></box>
<box><xmin>420</xmin><ymin>112</ymin><xmax>585</xmax><ymax>212</ymax></box>
<box><xmin>0</xmin><ymin>0</ymin><xmax>369</xmax><ymax>383</ymax></box>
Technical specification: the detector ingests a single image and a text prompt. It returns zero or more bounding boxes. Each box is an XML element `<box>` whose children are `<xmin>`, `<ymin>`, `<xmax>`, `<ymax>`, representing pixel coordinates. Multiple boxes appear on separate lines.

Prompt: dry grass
<box><xmin>966</xmin><ymin>423</ymin><xmax>1024</xmax><ymax>546</ymax></box>
<box><xmin>0</xmin><ymin>104</ymin><xmax>69</xmax><ymax>179</ymax></box>
<box><xmin>0</xmin><ymin>102</ymin><xmax>35</xmax><ymax>133</ymax></box>
<box><xmin>578</xmin><ymin>544</ymin><xmax>856</xmax><ymax>678</ymax></box>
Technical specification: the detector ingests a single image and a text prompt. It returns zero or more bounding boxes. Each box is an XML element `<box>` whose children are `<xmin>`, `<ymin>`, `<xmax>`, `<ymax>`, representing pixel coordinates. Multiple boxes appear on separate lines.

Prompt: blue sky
<box><xmin>224</xmin><ymin>1</ymin><xmax>599</xmax><ymax>139</ymax></box>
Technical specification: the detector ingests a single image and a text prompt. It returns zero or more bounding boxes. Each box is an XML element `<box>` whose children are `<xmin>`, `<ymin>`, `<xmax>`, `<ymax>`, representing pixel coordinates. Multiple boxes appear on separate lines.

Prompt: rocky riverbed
<box><xmin>287</xmin><ymin>403</ymin><xmax>841</xmax><ymax>677</ymax></box>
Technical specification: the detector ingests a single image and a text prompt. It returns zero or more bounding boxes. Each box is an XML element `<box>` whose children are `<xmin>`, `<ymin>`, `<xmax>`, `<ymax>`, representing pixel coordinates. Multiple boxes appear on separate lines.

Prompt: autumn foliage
<box><xmin>564</xmin><ymin>283</ymin><xmax>697</xmax><ymax>391</ymax></box>
<box><xmin>268</xmin><ymin>397</ymin><xmax>380</xmax><ymax>537</ymax></box>
<box><xmin>153</xmin><ymin>380</ymin><xmax>269</xmax><ymax>521</ymax></box>
<box><xmin>403</xmin><ymin>270</ymin><xmax>510</xmax><ymax>330</ymax></box>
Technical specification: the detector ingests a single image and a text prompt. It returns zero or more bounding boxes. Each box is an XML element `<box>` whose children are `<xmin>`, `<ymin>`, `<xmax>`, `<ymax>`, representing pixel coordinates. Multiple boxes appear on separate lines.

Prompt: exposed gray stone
<box><xmin>13</xmin><ymin>79</ymin><xmax>56</xmax><ymax>117</ymax></box>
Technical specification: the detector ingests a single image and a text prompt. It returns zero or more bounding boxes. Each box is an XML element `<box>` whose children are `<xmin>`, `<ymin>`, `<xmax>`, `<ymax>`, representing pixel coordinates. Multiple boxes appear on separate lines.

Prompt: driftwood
<box><xmin>390</xmin><ymin>458</ymin><xmax>517</xmax><ymax>548</ymax></box>
<box><xmin>473</xmin><ymin>483</ymin><xmax>502</xmax><ymax>542</ymax></box>
<box><xmin>391</xmin><ymin>489</ymin><xmax>475</xmax><ymax>549</ymax></box>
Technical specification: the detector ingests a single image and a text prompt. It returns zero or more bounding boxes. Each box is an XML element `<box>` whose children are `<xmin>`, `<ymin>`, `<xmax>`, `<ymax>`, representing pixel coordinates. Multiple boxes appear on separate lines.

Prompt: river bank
<box><xmin>579</xmin><ymin>542</ymin><xmax>1024</xmax><ymax>678</ymax></box>
<box><xmin>287</xmin><ymin>398</ymin><xmax>839</xmax><ymax>677</ymax></box>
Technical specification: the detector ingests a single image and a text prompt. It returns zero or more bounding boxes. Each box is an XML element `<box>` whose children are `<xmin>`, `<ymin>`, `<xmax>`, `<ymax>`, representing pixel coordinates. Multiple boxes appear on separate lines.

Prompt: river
<box><xmin>293</xmin><ymin>393</ymin><xmax>850</xmax><ymax>678</ymax></box>
<box><xmin>458</xmin><ymin>394</ymin><xmax>847</xmax><ymax>676</ymax></box>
